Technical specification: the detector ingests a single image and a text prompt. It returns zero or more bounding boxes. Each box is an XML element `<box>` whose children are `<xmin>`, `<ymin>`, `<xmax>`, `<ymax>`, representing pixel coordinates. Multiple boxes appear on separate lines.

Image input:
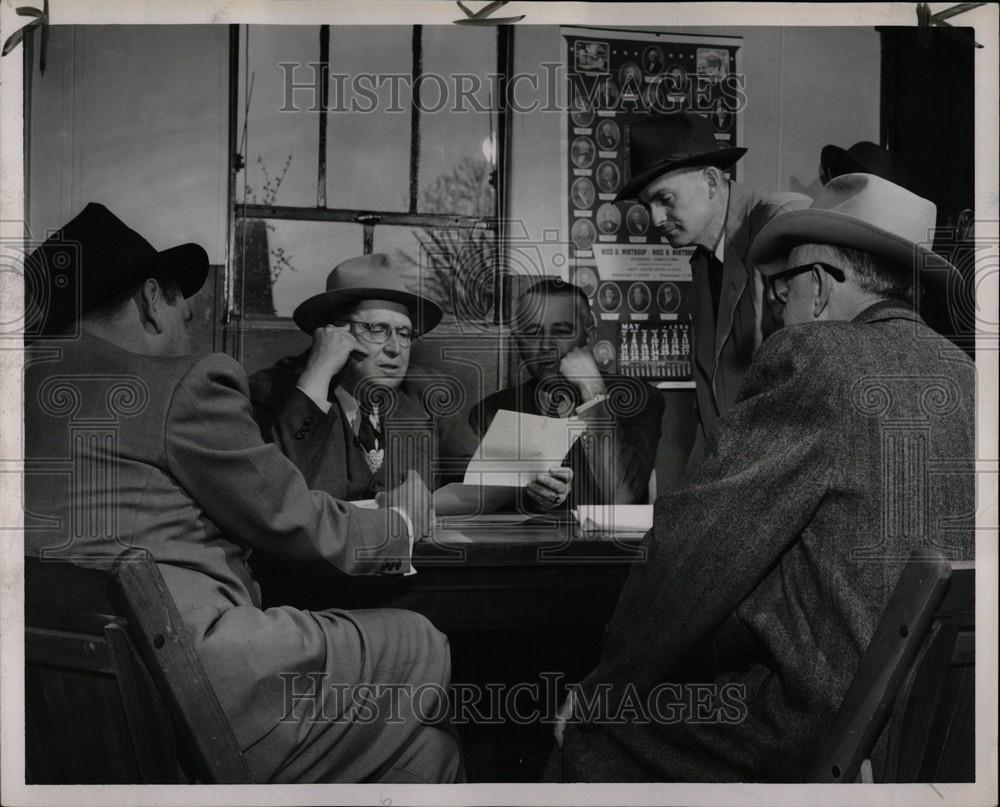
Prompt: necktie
<box><xmin>694</xmin><ymin>246</ymin><xmax>724</xmax><ymax>321</ymax></box>
<box><xmin>356</xmin><ymin>404</ymin><xmax>383</xmax><ymax>474</ymax></box>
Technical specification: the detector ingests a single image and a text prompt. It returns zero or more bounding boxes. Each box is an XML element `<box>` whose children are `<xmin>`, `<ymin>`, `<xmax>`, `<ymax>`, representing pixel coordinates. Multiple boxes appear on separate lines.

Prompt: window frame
<box><xmin>223</xmin><ymin>23</ymin><xmax>514</xmax><ymax>359</ymax></box>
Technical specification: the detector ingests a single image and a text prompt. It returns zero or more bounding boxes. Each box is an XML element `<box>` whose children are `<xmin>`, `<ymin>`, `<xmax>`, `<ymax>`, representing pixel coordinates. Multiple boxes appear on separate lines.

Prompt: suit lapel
<box><xmin>690</xmin><ymin>251</ymin><xmax>717</xmax><ymax>385</ymax></box>
<box><xmin>712</xmin><ymin>182</ymin><xmax>753</xmax><ymax>382</ymax></box>
<box><xmin>330</xmin><ymin>399</ymin><xmax>375</xmax><ymax>497</ymax></box>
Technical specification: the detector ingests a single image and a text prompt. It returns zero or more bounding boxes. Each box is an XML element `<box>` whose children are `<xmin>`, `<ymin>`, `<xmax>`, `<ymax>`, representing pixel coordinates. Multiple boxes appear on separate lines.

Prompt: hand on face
<box><xmin>558</xmin><ymin>346</ymin><xmax>607</xmax><ymax>402</ymax></box>
<box><xmin>526</xmin><ymin>466</ymin><xmax>573</xmax><ymax>511</ymax></box>
<box><xmin>298</xmin><ymin>324</ymin><xmax>363</xmax><ymax>400</ymax></box>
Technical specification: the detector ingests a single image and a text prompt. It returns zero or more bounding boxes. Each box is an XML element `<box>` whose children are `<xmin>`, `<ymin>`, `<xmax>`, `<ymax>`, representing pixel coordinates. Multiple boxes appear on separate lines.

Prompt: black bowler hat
<box><xmin>820</xmin><ymin>141</ymin><xmax>913</xmax><ymax>190</ymax></box>
<box><xmin>24</xmin><ymin>202</ymin><xmax>209</xmax><ymax>338</ymax></box>
<box><xmin>615</xmin><ymin>113</ymin><xmax>747</xmax><ymax>201</ymax></box>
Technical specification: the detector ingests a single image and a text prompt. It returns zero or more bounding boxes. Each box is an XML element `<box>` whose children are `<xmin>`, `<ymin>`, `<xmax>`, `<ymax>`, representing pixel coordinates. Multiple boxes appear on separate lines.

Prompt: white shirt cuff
<box><xmin>390</xmin><ymin>506</ymin><xmax>417</xmax><ymax>576</ymax></box>
<box><xmin>574</xmin><ymin>394</ymin><xmax>606</xmax><ymax>415</ymax></box>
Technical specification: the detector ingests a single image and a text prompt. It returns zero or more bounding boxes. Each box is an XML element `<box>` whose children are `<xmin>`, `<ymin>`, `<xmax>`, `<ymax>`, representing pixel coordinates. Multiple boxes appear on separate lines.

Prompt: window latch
<box><xmin>356</xmin><ymin>213</ymin><xmax>382</xmax><ymax>225</ymax></box>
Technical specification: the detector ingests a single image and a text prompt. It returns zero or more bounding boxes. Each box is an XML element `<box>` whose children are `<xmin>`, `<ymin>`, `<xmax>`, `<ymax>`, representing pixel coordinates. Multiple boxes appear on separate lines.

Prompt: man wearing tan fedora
<box><xmin>617</xmin><ymin>113</ymin><xmax>811</xmax><ymax>489</ymax></box>
<box><xmin>250</xmin><ymin>253</ymin><xmax>482</xmax><ymax>505</ymax></box>
<box><xmin>548</xmin><ymin>174</ymin><xmax>974</xmax><ymax>782</ymax></box>
<box><xmin>24</xmin><ymin>205</ymin><xmax>463</xmax><ymax>783</ymax></box>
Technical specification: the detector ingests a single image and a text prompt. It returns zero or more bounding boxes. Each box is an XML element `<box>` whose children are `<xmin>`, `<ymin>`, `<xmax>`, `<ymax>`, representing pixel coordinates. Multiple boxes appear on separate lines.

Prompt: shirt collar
<box><xmin>714</xmin><ymin>234</ymin><xmax>725</xmax><ymax>264</ymax></box>
<box><xmin>334</xmin><ymin>385</ymin><xmax>384</xmax><ymax>432</ymax></box>
<box><xmin>333</xmin><ymin>386</ymin><xmax>360</xmax><ymax>425</ymax></box>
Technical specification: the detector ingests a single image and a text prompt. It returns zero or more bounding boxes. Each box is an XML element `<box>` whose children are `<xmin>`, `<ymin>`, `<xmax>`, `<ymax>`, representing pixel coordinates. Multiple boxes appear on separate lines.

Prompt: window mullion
<box><xmin>317</xmin><ymin>24</ymin><xmax>330</xmax><ymax>208</ymax></box>
<box><xmin>409</xmin><ymin>25</ymin><xmax>423</xmax><ymax>215</ymax></box>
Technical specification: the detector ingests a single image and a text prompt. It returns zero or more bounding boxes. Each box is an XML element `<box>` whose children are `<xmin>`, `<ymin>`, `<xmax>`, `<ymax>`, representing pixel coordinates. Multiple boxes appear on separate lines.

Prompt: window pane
<box><xmin>373</xmin><ymin>224</ymin><xmax>496</xmax><ymax>327</ymax></box>
<box><xmin>325</xmin><ymin>26</ymin><xmax>413</xmax><ymax>211</ymax></box>
<box><xmin>418</xmin><ymin>27</ymin><xmax>497</xmax><ymax>217</ymax></box>
<box><xmin>238</xmin><ymin>26</ymin><xmax>321</xmax><ymax>208</ymax></box>
<box><xmin>235</xmin><ymin>219</ymin><xmax>364</xmax><ymax>317</ymax></box>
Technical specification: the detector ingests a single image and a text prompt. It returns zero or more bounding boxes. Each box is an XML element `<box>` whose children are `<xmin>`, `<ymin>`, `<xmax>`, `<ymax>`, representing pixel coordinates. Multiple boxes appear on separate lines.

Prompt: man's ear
<box><xmin>812</xmin><ymin>265</ymin><xmax>833</xmax><ymax>317</ymax></box>
<box><xmin>138</xmin><ymin>278</ymin><xmax>167</xmax><ymax>334</ymax></box>
<box><xmin>704</xmin><ymin>166</ymin><xmax>722</xmax><ymax>196</ymax></box>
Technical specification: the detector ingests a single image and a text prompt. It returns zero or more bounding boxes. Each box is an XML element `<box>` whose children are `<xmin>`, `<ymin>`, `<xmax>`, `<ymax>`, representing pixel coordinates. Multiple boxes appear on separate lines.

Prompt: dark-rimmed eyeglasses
<box><xmin>339</xmin><ymin>320</ymin><xmax>416</xmax><ymax>346</ymax></box>
<box><xmin>765</xmin><ymin>262</ymin><xmax>846</xmax><ymax>304</ymax></box>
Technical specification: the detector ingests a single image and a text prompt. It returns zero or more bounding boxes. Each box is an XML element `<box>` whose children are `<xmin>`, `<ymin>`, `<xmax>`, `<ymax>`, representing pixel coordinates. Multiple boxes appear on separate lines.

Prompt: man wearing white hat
<box><xmin>548</xmin><ymin>174</ymin><xmax>974</xmax><ymax>782</ymax></box>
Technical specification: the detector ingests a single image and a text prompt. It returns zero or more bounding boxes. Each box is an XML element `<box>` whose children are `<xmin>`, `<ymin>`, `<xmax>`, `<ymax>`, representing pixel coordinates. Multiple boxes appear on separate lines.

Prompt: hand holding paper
<box><xmin>463</xmin><ymin>409</ymin><xmax>582</xmax><ymax>489</ymax></box>
<box><xmin>526</xmin><ymin>466</ymin><xmax>574</xmax><ymax>510</ymax></box>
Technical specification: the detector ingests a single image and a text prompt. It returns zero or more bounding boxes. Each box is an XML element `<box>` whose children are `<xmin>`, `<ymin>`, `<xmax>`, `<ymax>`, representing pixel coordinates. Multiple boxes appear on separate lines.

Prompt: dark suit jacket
<box><xmin>556</xmin><ymin>303</ymin><xmax>975</xmax><ymax>781</ymax></box>
<box><xmin>468</xmin><ymin>373</ymin><xmax>664</xmax><ymax>505</ymax></box>
<box><xmin>23</xmin><ymin>335</ymin><xmax>413</xmax><ymax>754</ymax></box>
<box><xmin>669</xmin><ymin>181</ymin><xmax>811</xmax><ymax>489</ymax></box>
<box><xmin>249</xmin><ymin>352</ymin><xmax>479</xmax><ymax>497</ymax></box>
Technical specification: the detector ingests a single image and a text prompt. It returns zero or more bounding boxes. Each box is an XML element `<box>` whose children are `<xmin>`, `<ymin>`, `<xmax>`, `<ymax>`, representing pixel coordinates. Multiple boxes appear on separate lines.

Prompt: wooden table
<box><xmin>253</xmin><ymin>514</ymin><xmax>647</xmax><ymax>781</ymax></box>
<box><xmin>257</xmin><ymin>514</ymin><xmax>645</xmax><ymax>632</ymax></box>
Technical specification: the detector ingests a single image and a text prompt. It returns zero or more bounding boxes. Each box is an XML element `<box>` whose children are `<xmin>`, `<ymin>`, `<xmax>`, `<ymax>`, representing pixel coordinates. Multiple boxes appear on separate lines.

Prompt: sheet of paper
<box><xmin>576</xmin><ymin>504</ymin><xmax>653</xmax><ymax>533</ymax></box>
<box><xmin>463</xmin><ymin>409</ymin><xmax>582</xmax><ymax>488</ymax></box>
<box><xmin>350</xmin><ymin>498</ymin><xmax>379</xmax><ymax>510</ymax></box>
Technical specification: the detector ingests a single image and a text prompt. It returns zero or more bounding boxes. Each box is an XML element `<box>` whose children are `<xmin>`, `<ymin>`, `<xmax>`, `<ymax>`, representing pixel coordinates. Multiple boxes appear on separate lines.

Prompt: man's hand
<box><xmin>377</xmin><ymin>469</ymin><xmax>433</xmax><ymax>541</ymax></box>
<box><xmin>559</xmin><ymin>346</ymin><xmax>606</xmax><ymax>402</ymax></box>
<box><xmin>297</xmin><ymin>325</ymin><xmax>362</xmax><ymax>403</ymax></box>
<box><xmin>526</xmin><ymin>466</ymin><xmax>573</xmax><ymax>511</ymax></box>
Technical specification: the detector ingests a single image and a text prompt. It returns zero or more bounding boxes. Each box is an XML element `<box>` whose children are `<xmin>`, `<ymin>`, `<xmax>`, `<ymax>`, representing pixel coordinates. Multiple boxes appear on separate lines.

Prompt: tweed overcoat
<box><xmin>555</xmin><ymin>303</ymin><xmax>976</xmax><ymax>781</ymax></box>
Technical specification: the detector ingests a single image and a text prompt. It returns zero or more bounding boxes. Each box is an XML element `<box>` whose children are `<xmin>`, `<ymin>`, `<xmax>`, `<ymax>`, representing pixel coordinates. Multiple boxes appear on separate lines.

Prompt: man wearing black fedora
<box><xmin>548</xmin><ymin>174</ymin><xmax>973</xmax><ymax>782</ymax></box>
<box><xmin>616</xmin><ymin>113</ymin><xmax>810</xmax><ymax>489</ymax></box>
<box><xmin>249</xmin><ymin>253</ymin><xmax>483</xmax><ymax>507</ymax></box>
<box><xmin>820</xmin><ymin>140</ymin><xmax>914</xmax><ymax>190</ymax></box>
<box><xmin>23</xmin><ymin>204</ymin><xmax>463</xmax><ymax>783</ymax></box>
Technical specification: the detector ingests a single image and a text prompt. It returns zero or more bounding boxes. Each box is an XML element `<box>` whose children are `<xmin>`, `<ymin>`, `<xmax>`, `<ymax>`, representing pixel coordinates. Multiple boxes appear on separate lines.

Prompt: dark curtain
<box><xmin>879</xmin><ymin>26</ymin><xmax>976</xmax><ymax>356</ymax></box>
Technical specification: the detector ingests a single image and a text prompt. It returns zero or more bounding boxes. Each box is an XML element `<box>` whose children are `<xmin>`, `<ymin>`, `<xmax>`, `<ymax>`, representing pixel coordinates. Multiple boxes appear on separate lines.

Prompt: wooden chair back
<box><xmin>808</xmin><ymin>547</ymin><xmax>975</xmax><ymax>783</ymax></box>
<box><xmin>25</xmin><ymin>549</ymin><xmax>254</xmax><ymax>783</ymax></box>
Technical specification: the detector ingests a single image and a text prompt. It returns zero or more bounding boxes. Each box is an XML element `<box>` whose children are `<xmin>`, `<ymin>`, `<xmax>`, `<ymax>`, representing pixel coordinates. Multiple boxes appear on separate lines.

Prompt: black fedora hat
<box><xmin>820</xmin><ymin>141</ymin><xmax>913</xmax><ymax>190</ymax></box>
<box><xmin>293</xmin><ymin>253</ymin><xmax>443</xmax><ymax>336</ymax></box>
<box><xmin>25</xmin><ymin>202</ymin><xmax>208</xmax><ymax>338</ymax></box>
<box><xmin>615</xmin><ymin>113</ymin><xmax>746</xmax><ymax>201</ymax></box>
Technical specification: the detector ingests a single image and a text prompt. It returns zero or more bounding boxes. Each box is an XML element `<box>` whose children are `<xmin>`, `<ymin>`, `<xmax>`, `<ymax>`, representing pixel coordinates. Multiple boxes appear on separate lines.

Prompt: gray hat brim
<box><xmin>293</xmin><ymin>287</ymin><xmax>443</xmax><ymax>335</ymax></box>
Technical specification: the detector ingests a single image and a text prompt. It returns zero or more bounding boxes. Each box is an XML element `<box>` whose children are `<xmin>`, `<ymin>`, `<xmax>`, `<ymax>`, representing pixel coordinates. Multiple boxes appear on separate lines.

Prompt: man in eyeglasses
<box><xmin>250</xmin><ymin>253</ymin><xmax>479</xmax><ymax>507</ymax></box>
<box><xmin>547</xmin><ymin>174</ymin><xmax>974</xmax><ymax>782</ymax></box>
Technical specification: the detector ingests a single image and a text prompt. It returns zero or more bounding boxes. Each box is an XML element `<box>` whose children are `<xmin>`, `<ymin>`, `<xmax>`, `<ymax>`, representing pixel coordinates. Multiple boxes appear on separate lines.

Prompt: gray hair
<box><xmin>835</xmin><ymin>245</ymin><xmax>915</xmax><ymax>304</ymax></box>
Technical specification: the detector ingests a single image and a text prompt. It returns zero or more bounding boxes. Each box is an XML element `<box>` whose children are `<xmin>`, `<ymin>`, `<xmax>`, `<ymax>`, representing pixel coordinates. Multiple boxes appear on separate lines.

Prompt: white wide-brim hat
<box><xmin>751</xmin><ymin>173</ymin><xmax>958</xmax><ymax>286</ymax></box>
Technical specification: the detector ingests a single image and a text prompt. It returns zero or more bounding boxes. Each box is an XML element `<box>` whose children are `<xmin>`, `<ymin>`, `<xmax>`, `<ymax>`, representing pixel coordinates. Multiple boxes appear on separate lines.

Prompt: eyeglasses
<box><xmin>765</xmin><ymin>262</ymin><xmax>845</xmax><ymax>304</ymax></box>
<box><xmin>340</xmin><ymin>320</ymin><xmax>416</xmax><ymax>346</ymax></box>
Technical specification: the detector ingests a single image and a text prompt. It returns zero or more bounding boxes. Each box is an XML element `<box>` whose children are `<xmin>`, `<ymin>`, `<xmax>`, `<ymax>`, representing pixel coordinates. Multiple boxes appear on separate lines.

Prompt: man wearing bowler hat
<box><xmin>23</xmin><ymin>204</ymin><xmax>463</xmax><ymax>783</ymax></box>
<box><xmin>249</xmin><ymin>253</ymin><xmax>481</xmax><ymax>507</ymax></box>
<box><xmin>617</xmin><ymin>113</ymin><xmax>810</xmax><ymax>489</ymax></box>
<box><xmin>548</xmin><ymin>174</ymin><xmax>974</xmax><ymax>782</ymax></box>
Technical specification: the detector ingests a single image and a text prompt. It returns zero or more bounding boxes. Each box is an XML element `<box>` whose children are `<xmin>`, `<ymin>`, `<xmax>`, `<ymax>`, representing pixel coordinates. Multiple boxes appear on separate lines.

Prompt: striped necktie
<box><xmin>356</xmin><ymin>403</ymin><xmax>383</xmax><ymax>474</ymax></box>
